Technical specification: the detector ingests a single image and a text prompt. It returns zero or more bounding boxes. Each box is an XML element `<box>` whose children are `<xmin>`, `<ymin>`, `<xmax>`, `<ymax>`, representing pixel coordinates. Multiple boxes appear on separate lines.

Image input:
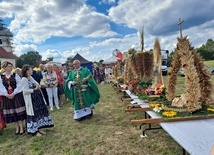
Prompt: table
<box><xmin>122</xmin><ymin>88</ymin><xmax>214</xmax><ymax>154</ymax></box>
<box><xmin>145</xmin><ymin>111</ymin><xmax>214</xmax><ymax>155</ymax></box>
<box><xmin>123</xmin><ymin>90</ymin><xmax>138</xmax><ymax>99</ymax></box>
<box><xmin>121</xmin><ymin>90</ymin><xmax>139</xmax><ymax>102</ymax></box>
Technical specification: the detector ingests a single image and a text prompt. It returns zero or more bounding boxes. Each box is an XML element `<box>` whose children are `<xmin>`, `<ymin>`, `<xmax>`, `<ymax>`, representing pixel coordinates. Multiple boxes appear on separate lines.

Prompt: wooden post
<box><xmin>125</xmin><ymin>107</ymin><xmax>150</xmax><ymax>112</ymax></box>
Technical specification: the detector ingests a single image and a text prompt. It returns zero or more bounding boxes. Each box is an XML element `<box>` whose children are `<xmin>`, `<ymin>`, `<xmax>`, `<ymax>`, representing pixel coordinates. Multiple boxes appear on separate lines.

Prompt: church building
<box><xmin>0</xmin><ymin>19</ymin><xmax>17</xmax><ymax>67</ymax></box>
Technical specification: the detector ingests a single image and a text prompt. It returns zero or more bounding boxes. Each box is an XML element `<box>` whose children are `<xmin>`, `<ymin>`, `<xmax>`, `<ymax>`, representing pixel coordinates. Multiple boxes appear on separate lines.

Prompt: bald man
<box><xmin>65</xmin><ymin>60</ymin><xmax>100</xmax><ymax>121</ymax></box>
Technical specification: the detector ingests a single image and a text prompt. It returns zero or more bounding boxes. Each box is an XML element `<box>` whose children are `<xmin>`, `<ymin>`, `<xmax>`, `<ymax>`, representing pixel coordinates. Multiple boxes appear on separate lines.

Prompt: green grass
<box><xmin>0</xmin><ymin>84</ymin><xmax>183</xmax><ymax>155</ymax></box>
<box><xmin>204</xmin><ymin>60</ymin><xmax>214</xmax><ymax>67</ymax></box>
<box><xmin>0</xmin><ymin>70</ymin><xmax>213</xmax><ymax>155</ymax></box>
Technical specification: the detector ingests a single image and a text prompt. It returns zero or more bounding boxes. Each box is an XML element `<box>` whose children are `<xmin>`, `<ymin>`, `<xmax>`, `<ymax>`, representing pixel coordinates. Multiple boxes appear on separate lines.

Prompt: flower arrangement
<box><xmin>129</xmin><ymin>79</ymin><xmax>137</xmax><ymax>86</ymax></box>
<box><xmin>128</xmin><ymin>79</ymin><xmax>152</xmax><ymax>94</ymax></box>
<box><xmin>149</xmin><ymin>102</ymin><xmax>178</xmax><ymax>118</ymax></box>
<box><xmin>150</xmin><ymin>103</ymin><xmax>162</xmax><ymax>112</ymax></box>
<box><xmin>153</xmin><ymin>106</ymin><xmax>162</xmax><ymax>113</ymax></box>
<box><xmin>150</xmin><ymin>103</ymin><xmax>160</xmax><ymax>108</ymax></box>
<box><xmin>137</xmin><ymin>85</ymin><xmax>167</xmax><ymax>102</ymax></box>
<box><xmin>128</xmin><ymin>79</ymin><xmax>138</xmax><ymax>94</ymax></box>
<box><xmin>145</xmin><ymin>84</ymin><xmax>166</xmax><ymax>96</ymax></box>
<box><xmin>149</xmin><ymin>100</ymin><xmax>214</xmax><ymax>120</ymax></box>
<box><xmin>207</xmin><ymin>107</ymin><xmax>214</xmax><ymax>112</ymax></box>
<box><xmin>162</xmin><ymin>111</ymin><xmax>177</xmax><ymax>117</ymax></box>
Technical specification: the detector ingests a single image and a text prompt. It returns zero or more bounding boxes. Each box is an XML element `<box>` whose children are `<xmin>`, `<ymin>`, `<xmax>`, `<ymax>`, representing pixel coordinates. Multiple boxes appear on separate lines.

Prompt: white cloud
<box><xmin>107</xmin><ymin>0</ymin><xmax>214</xmax><ymax>52</ymax></box>
<box><xmin>0</xmin><ymin>1</ymin><xmax>23</xmax><ymax>18</ymax></box>
<box><xmin>184</xmin><ymin>20</ymin><xmax>214</xmax><ymax>47</ymax></box>
<box><xmin>1</xmin><ymin>0</ymin><xmax>213</xmax><ymax>64</ymax></box>
<box><xmin>109</xmin><ymin>0</ymin><xmax>214</xmax><ymax>35</ymax></box>
<box><xmin>0</xmin><ymin>0</ymin><xmax>117</xmax><ymax>44</ymax></box>
<box><xmin>14</xmin><ymin>44</ymin><xmax>38</xmax><ymax>56</ymax></box>
<box><xmin>99</xmin><ymin>0</ymin><xmax>116</xmax><ymax>5</ymax></box>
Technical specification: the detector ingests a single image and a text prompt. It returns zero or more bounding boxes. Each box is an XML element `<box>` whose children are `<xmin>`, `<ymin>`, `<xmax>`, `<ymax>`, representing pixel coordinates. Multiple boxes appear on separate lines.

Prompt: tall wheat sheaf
<box><xmin>127</xmin><ymin>29</ymin><xmax>154</xmax><ymax>82</ymax></box>
<box><xmin>166</xmin><ymin>36</ymin><xmax>214</xmax><ymax>112</ymax></box>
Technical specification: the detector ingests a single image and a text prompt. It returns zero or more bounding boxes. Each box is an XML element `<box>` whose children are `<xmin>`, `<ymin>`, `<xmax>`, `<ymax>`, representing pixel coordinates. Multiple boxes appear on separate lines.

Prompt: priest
<box><xmin>65</xmin><ymin>60</ymin><xmax>100</xmax><ymax>120</ymax></box>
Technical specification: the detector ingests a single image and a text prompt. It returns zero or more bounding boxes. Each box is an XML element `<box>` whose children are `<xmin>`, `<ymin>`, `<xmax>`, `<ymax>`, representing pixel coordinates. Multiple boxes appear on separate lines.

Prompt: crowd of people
<box><xmin>0</xmin><ymin>61</ymin><xmax>56</xmax><ymax>137</ymax></box>
<box><xmin>92</xmin><ymin>65</ymin><xmax>113</xmax><ymax>84</ymax></box>
<box><xmin>0</xmin><ymin>60</ymin><xmax>100</xmax><ymax>137</ymax></box>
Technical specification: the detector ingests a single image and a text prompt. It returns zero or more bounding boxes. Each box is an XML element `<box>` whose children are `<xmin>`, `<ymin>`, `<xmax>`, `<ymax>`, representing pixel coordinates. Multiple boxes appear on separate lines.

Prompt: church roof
<box><xmin>70</xmin><ymin>53</ymin><xmax>92</xmax><ymax>65</ymax></box>
<box><xmin>0</xmin><ymin>47</ymin><xmax>17</xmax><ymax>59</ymax></box>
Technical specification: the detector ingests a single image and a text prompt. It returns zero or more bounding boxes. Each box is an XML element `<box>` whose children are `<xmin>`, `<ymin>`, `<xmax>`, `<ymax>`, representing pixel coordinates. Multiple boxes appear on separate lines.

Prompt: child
<box><xmin>0</xmin><ymin>96</ymin><xmax>6</xmax><ymax>135</ymax></box>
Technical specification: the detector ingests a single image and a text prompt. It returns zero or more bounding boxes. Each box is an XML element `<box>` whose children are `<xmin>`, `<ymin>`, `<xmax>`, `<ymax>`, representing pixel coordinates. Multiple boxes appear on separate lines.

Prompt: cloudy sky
<box><xmin>0</xmin><ymin>0</ymin><xmax>213</xmax><ymax>63</ymax></box>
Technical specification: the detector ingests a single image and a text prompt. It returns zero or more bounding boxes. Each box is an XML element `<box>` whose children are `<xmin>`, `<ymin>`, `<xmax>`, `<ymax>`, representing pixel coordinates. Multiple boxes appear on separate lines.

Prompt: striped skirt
<box><xmin>2</xmin><ymin>92</ymin><xmax>26</xmax><ymax>123</ymax></box>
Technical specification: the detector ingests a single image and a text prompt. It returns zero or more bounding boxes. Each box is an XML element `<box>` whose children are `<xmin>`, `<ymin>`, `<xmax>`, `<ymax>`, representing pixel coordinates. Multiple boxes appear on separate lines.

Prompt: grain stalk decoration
<box><xmin>166</xmin><ymin>36</ymin><xmax>214</xmax><ymax>112</ymax></box>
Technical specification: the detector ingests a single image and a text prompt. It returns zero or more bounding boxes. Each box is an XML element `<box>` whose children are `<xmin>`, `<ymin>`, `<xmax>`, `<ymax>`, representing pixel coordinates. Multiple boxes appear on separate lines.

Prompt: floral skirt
<box><xmin>26</xmin><ymin>89</ymin><xmax>54</xmax><ymax>134</ymax></box>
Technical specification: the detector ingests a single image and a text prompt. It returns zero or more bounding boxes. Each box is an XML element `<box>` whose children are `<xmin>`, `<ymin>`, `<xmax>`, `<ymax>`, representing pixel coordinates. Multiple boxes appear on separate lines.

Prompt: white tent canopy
<box><xmin>103</xmin><ymin>55</ymin><xmax>119</xmax><ymax>64</ymax></box>
<box><xmin>45</xmin><ymin>61</ymin><xmax>62</xmax><ymax>67</ymax></box>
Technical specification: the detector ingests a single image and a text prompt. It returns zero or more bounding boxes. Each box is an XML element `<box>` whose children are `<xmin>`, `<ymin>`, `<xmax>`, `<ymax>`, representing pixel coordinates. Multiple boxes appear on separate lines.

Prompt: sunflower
<box><xmin>150</xmin><ymin>103</ymin><xmax>160</xmax><ymax>108</ymax></box>
<box><xmin>207</xmin><ymin>107</ymin><xmax>214</xmax><ymax>112</ymax></box>
<box><xmin>162</xmin><ymin>111</ymin><xmax>177</xmax><ymax>117</ymax></box>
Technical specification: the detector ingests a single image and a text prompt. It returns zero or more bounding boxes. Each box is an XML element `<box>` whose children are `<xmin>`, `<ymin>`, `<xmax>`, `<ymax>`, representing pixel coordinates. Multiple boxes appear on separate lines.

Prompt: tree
<box><xmin>167</xmin><ymin>51</ymin><xmax>175</xmax><ymax>67</ymax></box>
<box><xmin>96</xmin><ymin>60</ymin><xmax>104</xmax><ymax>66</ymax></box>
<box><xmin>46</xmin><ymin>57</ymin><xmax>53</xmax><ymax>61</ymax></box>
<box><xmin>205</xmin><ymin>39</ymin><xmax>214</xmax><ymax>51</ymax></box>
<box><xmin>16</xmin><ymin>51</ymin><xmax>42</xmax><ymax>68</ymax></box>
<box><xmin>66</xmin><ymin>56</ymin><xmax>73</xmax><ymax>63</ymax></box>
<box><xmin>16</xmin><ymin>58</ymin><xmax>24</xmax><ymax>68</ymax></box>
<box><xmin>197</xmin><ymin>39</ymin><xmax>214</xmax><ymax>60</ymax></box>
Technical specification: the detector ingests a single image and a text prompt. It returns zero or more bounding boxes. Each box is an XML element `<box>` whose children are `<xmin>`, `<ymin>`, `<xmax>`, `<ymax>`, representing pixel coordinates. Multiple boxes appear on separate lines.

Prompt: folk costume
<box><xmin>0</xmin><ymin>96</ymin><xmax>6</xmax><ymax>134</ymax></box>
<box><xmin>21</xmin><ymin>76</ymin><xmax>54</xmax><ymax>135</ymax></box>
<box><xmin>0</xmin><ymin>73</ymin><xmax>26</xmax><ymax>123</ymax></box>
<box><xmin>65</xmin><ymin>67</ymin><xmax>100</xmax><ymax>120</ymax></box>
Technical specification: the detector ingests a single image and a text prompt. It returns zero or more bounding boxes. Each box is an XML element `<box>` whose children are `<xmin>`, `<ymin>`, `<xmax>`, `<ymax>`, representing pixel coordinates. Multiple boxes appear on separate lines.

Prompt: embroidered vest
<box><xmin>1</xmin><ymin>73</ymin><xmax>17</xmax><ymax>94</ymax></box>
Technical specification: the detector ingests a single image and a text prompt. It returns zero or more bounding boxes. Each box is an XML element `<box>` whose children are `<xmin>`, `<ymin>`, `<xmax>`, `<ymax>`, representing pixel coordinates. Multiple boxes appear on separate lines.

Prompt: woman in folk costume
<box><xmin>65</xmin><ymin>60</ymin><xmax>100</xmax><ymax>121</ymax></box>
<box><xmin>0</xmin><ymin>96</ymin><xmax>6</xmax><ymax>135</ymax></box>
<box><xmin>41</xmin><ymin>64</ymin><xmax>59</xmax><ymax>111</ymax></box>
<box><xmin>0</xmin><ymin>61</ymin><xmax>26</xmax><ymax>135</ymax></box>
<box><xmin>21</xmin><ymin>65</ymin><xmax>54</xmax><ymax>137</ymax></box>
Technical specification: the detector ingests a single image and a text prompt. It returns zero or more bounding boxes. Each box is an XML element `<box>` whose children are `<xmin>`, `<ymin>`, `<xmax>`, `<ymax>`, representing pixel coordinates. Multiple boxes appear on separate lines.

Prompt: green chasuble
<box><xmin>65</xmin><ymin>67</ymin><xmax>100</xmax><ymax>119</ymax></box>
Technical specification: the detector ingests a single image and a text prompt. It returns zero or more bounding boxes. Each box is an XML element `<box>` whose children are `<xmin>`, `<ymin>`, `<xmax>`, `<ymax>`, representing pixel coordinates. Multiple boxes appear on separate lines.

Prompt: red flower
<box><xmin>129</xmin><ymin>80</ymin><xmax>137</xmax><ymax>86</ymax></box>
<box><xmin>134</xmin><ymin>89</ymin><xmax>138</xmax><ymax>94</ymax></box>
